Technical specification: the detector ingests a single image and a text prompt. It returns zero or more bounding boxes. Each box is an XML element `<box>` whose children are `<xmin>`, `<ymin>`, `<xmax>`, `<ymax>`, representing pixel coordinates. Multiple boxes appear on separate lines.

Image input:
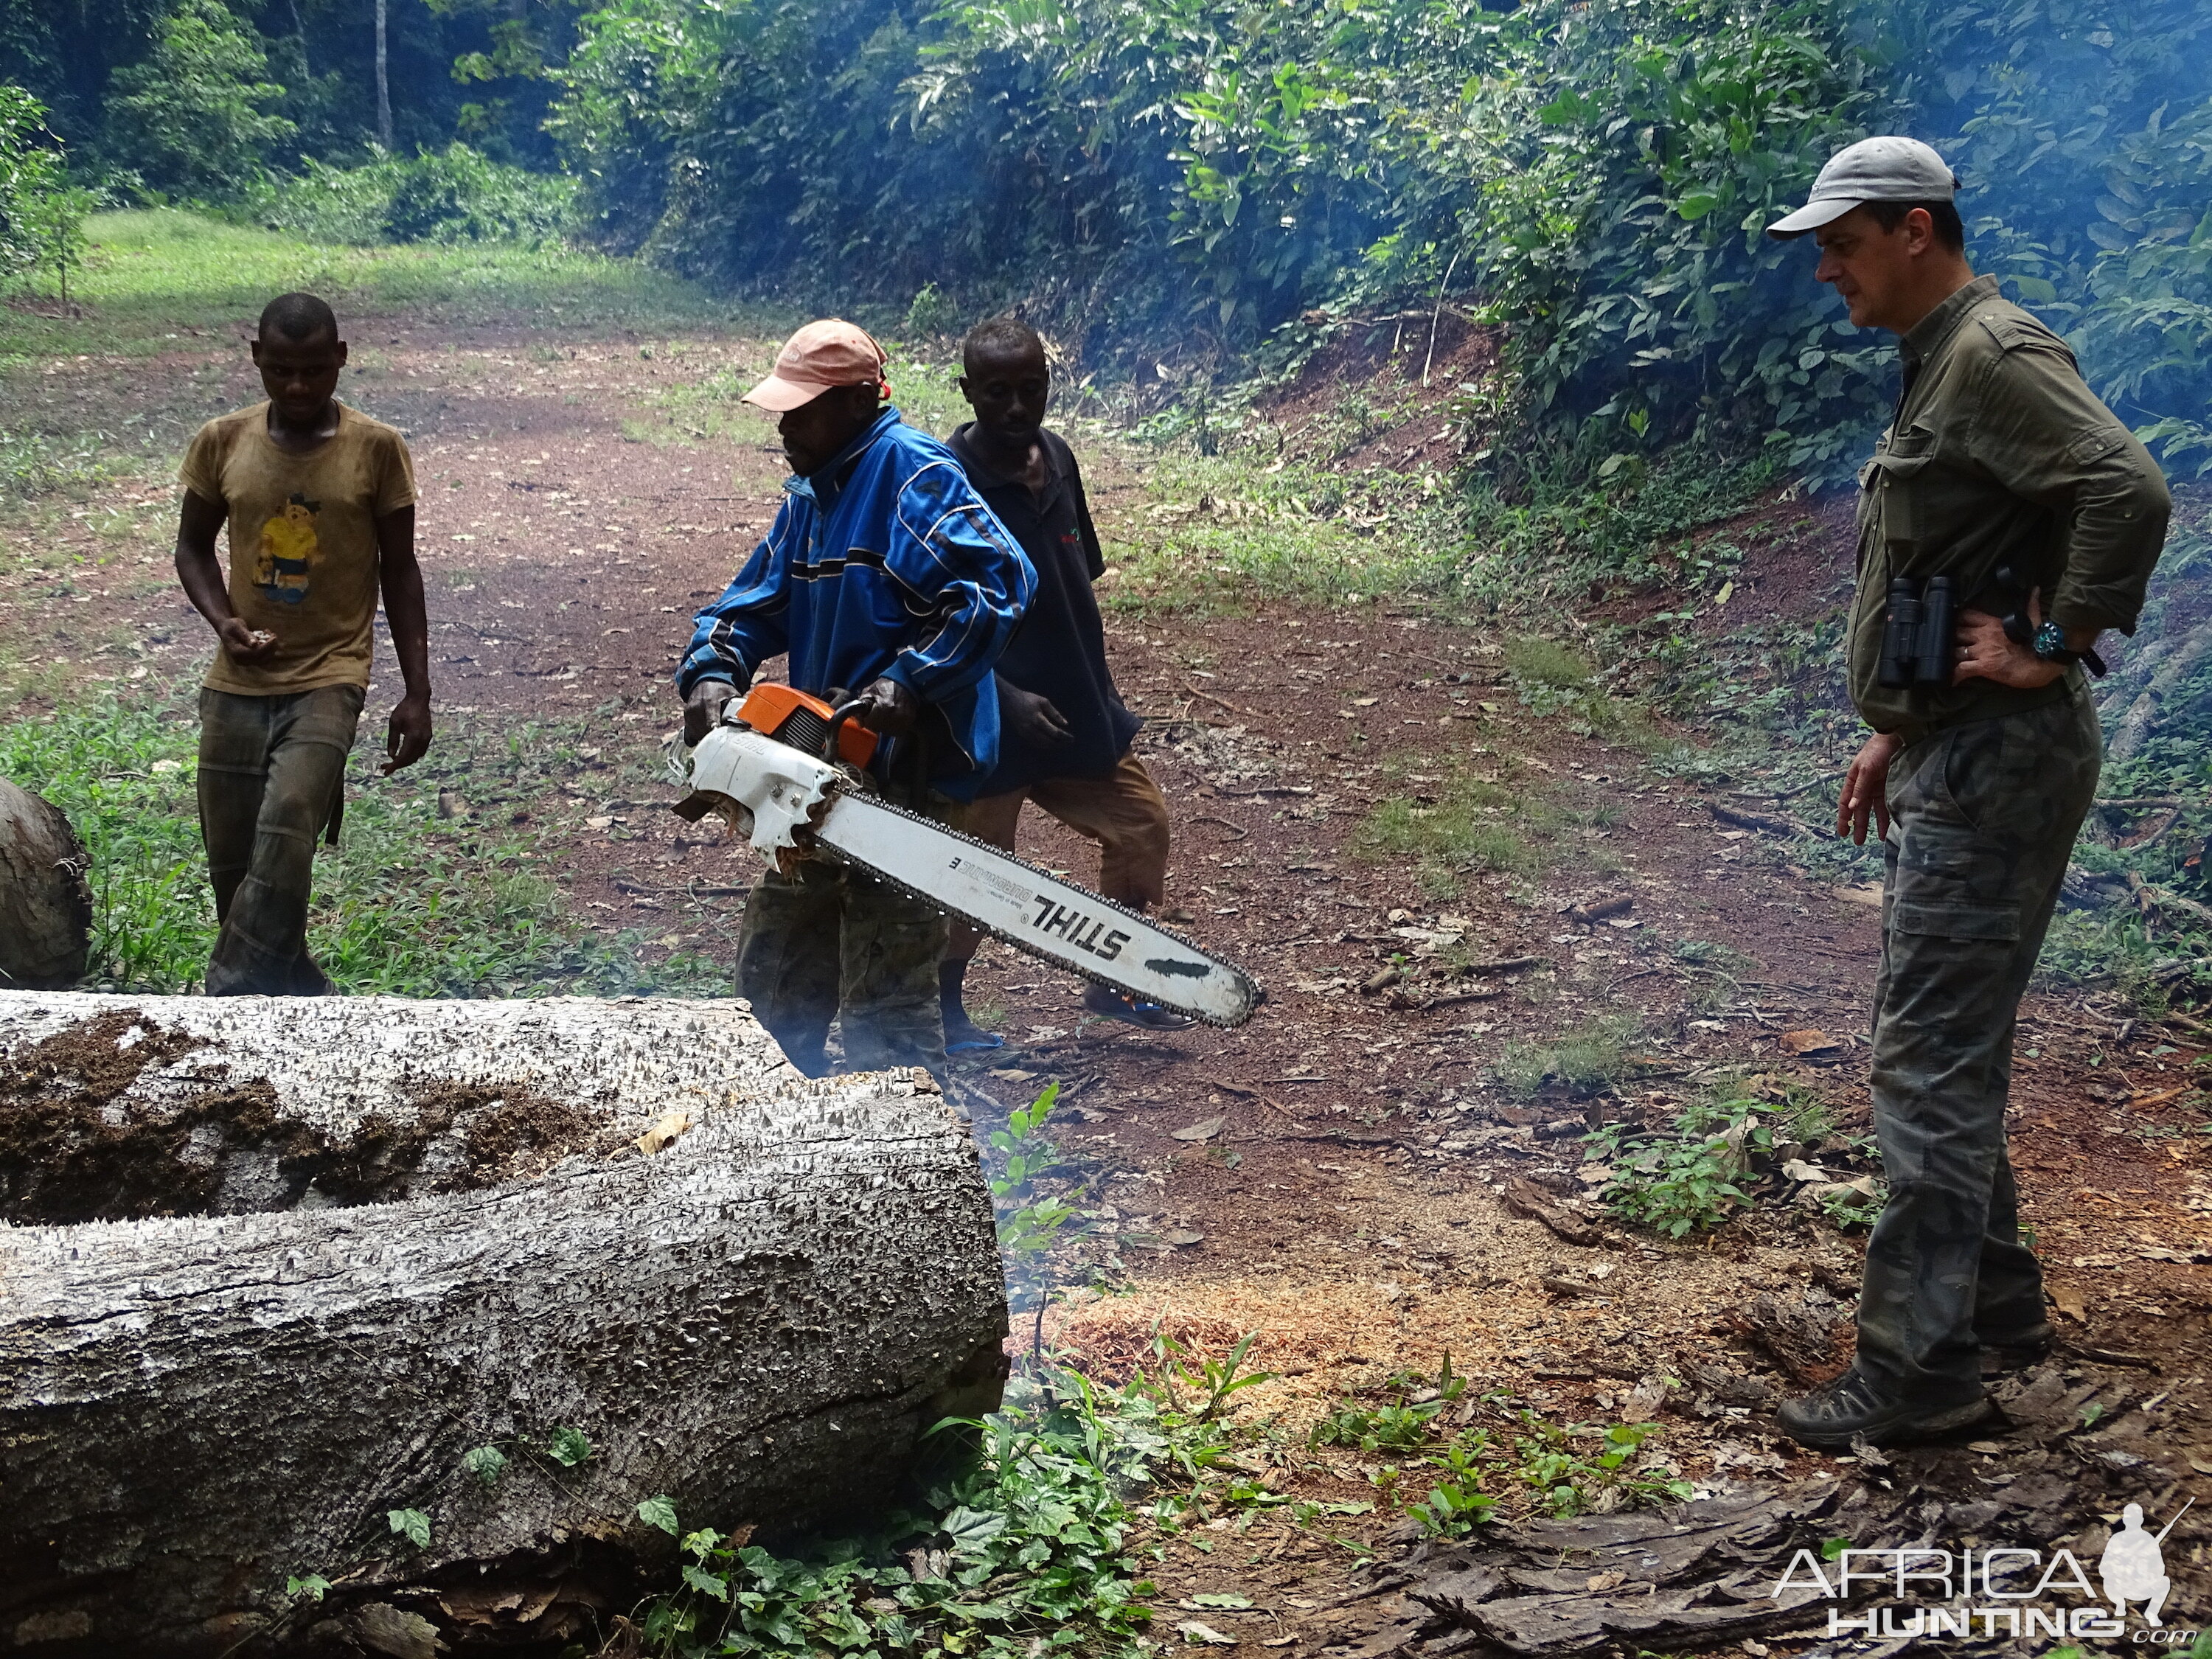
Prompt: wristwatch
<box><xmin>2031</xmin><ymin>621</ymin><xmax>2108</xmax><ymax>678</ymax></box>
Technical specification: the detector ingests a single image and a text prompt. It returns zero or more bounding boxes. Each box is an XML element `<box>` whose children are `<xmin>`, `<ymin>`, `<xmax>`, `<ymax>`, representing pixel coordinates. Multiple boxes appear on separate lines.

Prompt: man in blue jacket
<box><xmin>677</xmin><ymin>320</ymin><xmax>1035</xmax><ymax>1080</ymax></box>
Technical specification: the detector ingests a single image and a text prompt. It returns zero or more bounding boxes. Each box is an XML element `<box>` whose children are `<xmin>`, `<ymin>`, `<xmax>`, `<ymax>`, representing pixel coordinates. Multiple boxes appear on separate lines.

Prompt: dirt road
<box><xmin>8</xmin><ymin>310</ymin><xmax>2209</xmax><ymax>1640</ymax></box>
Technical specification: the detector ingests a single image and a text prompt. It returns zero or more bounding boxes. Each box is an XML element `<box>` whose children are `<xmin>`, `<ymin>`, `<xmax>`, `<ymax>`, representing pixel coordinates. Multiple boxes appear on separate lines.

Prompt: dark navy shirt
<box><xmin>950</xmin><ymin>422</ymin><xmax>1141</xmax><ymax>793</ymax></box>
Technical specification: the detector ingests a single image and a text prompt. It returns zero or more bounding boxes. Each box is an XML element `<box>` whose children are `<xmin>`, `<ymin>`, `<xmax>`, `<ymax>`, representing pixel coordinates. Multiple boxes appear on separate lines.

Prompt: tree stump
<box><xmin>0</xmin><ymin>781</ymin><xmax>92</xmax><ymax>989</ymax></box>
<box><xmin>0</xmin><ymin>992</ymin><xmax>1008</xmax><ymax>1655</ymax></box>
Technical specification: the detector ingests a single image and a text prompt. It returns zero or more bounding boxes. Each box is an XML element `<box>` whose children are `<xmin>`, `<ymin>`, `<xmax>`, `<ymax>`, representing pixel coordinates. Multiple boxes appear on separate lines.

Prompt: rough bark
<box><xmin>0</xmin><ymin>992</ymin><xmax>1008</xmax><ymax>1656</ymax></box>
<box><xmin>0</xmin><ymin>782</ymin><xmax>91</xmax><ymax>990</ymax></box>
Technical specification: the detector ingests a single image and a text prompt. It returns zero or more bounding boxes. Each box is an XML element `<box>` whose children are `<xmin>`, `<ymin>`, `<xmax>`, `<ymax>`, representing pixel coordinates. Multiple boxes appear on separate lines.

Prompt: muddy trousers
<box><xmin>945</xmin><ymin>752</ymin><xmax>1172</xmax><ymax>961</ymax></box>
<box><xmin>196</xmin><ymin>685</ymin><xmax>362</xmax><ymax>997</ymax></box>
<box><xmin>736</xmin><ymin>790</ymin><xmax>953</xmax><ymax>1082</ymax></box>
<box><xmin>1857</xmin><ymin>687</ymin><xmax>2101</xmax><ymax>1401</ymax></box>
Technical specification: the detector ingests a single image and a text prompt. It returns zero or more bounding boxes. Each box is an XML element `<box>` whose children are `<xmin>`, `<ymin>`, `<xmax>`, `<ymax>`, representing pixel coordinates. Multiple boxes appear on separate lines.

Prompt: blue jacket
<box><xmin>677</xmin><ymin>409</ymin><xmax>1036</xmax><ymax>796</ymax></box>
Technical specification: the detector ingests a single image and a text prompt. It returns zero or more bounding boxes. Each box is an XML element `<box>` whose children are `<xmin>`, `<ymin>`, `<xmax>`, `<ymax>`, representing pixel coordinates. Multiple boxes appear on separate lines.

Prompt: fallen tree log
<box><xmin>0</xmin><ymin>991</ymin><xmax>1008</xmax><ymax>1656</ymax></box>
<box><xmin>0</xmin><ymin>781</ymin><xmax>91</xmax><ymax>990</ymax></box>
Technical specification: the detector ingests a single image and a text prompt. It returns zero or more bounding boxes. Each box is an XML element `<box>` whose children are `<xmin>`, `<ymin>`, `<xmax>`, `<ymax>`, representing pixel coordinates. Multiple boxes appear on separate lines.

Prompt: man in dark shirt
<box><xmin>939</xmin><ymin>317</ymin><xmax>1188</xmax><ymax>1048</ymax></box>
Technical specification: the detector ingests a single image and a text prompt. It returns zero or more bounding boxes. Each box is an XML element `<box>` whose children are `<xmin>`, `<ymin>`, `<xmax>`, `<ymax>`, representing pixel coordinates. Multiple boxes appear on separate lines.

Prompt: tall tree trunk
<box><xmin>0</xmin><ymin>990</ymin><xmax>1009</xmax><ymax>1655</ymax></box>
<box><xmin>375</xmin><ymin>0</ymin><xmax>392</xmax><ymax>148</ymax></box>
<box><xmin>289</xmin><ymin>0</ymin><xmax>311</xmax><ymax>77</ymax></box>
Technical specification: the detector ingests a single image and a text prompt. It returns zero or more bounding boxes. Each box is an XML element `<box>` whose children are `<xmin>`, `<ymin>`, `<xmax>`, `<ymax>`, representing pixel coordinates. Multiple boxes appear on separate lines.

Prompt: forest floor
<box><xmin>3</xmin><ymin>217</ymin><xmax>2208</xmax><ymax>1649</ymax></box>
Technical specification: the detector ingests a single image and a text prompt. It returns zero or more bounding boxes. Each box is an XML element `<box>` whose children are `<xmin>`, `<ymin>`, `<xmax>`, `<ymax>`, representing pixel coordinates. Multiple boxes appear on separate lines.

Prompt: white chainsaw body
<box><xmin>678</xmin><ymin>717</ymin><xmax>1262</xmax><ymax>1027</ymax></box>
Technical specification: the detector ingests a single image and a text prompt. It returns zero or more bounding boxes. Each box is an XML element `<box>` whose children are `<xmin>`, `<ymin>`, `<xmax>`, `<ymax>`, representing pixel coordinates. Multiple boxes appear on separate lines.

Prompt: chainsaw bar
<box><xmin>812</xmin><ymin>792</ymin><xmax>1263</xmax><ymax>1028</ymax></box>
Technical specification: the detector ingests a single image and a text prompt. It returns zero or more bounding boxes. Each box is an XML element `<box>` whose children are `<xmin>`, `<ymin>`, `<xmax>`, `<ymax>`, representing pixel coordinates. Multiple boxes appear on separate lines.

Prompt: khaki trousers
<box><xmin>946</xmin><ymin>751</ymin><xmax>1171</xmax><ymax>961</ymax></box>
<box><xmin>196</xmin><ymin>684</ymin><xmax>361</xmax><ymax>996</ymax></box>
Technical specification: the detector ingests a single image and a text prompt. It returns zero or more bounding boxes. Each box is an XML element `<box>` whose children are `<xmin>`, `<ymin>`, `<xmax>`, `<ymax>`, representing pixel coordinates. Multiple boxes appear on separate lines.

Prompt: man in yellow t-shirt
<box><xmin>173</xmin><ymin>291</ymin><xmax>433</xmax><ymax>995</ymax></box>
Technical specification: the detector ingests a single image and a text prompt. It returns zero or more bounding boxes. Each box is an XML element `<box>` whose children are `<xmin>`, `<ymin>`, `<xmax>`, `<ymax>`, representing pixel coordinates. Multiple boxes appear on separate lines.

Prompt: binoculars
<box><xmin>1879</xmin><ymin>564</ymin><xmax>2039</xmax><ymax>689</ymax></box>
<box><xmin>1877</xmin><ymin>575</ymin><xmax>1957</xmax><ymax>689</ymax></box>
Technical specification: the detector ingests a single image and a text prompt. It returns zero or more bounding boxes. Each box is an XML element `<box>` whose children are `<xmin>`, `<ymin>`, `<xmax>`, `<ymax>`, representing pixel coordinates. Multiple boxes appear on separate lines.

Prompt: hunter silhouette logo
<box><xmin>2104</xmin><ymin>1500</ymin><xmax>2189</xmax><ymax>1627</ymax></box>
<box><xmin>1772</xmin><ymin>1496</ymin><xmax>2198</xmax><ymax>1641</ymax></box>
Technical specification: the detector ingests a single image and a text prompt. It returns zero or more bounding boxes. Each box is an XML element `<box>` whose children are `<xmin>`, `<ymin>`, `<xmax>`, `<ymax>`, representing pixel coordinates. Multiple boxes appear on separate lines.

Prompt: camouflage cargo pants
<box><xmin>1857</xmin><ymin>686</ymin><xmax>2101</xmax><ymax>1399</ymax></box>
<box><xmin>735</xmin><ymin>788</ymin><xmax>952</xmax><ymax>1082</ymax></box>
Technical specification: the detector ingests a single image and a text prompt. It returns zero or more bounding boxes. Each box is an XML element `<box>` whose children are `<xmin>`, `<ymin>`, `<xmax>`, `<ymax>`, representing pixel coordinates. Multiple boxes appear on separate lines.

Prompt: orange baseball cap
<box><xmin>742</xmin><ymin>319</ymin><xmax>891</xmax><ymax>412</ymax></box>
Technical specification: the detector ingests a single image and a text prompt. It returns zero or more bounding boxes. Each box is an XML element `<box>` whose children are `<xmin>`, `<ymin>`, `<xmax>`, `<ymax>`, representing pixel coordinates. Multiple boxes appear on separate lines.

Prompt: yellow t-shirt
<box><xmin>178</xmin><ymin>401</ymin><xmax>417</xmax><ymax>695</ymax></box>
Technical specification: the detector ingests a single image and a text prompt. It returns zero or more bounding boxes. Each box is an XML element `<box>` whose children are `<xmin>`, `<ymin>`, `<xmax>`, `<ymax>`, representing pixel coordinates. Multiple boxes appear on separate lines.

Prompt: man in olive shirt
<box><xmin>1767</xmin><ymin>139</ymin><xmax>2169</xmax><ymax>1447</ymax></box>
<box><xmin>175</xmin><ymin>292</ymin><xmax>433</xmax><ymax>995</ymax></box>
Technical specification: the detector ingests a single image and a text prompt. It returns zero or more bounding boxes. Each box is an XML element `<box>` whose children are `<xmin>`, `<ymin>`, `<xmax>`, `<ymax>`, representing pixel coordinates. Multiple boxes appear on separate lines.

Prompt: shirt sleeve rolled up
<box><xmin>1968</xmin><ymin>345</ymin><xmax>2172</xmax><ymax>636</ymax></box>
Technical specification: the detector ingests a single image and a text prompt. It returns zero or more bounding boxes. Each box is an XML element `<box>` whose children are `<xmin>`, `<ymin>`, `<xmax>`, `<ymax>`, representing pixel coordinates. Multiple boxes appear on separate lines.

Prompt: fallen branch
<box><xmin>1709</xmin><ymin>801</ymin><xmax>1814</xmax><ymax>839</ymax></box>
<box><xmin>1192</xmin><ymin>813</ymin><xmax>1250</xmax><ymax>841</ymax></box>
<box><xmin>1503</xmin><ymin>1177</ymin><xmax>1604</xmax><ymax>1247</ymax></box>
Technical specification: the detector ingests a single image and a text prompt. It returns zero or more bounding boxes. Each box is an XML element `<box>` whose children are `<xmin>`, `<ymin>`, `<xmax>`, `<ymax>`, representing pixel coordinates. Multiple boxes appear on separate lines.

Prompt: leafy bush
<box><xmin>102</xmin><ymin>0</ymin><xmax>293</xmax><ymax>201</ymax></box>
<box><xmin>548</xmin><ymin>0</ymin><xmax>2211</xmax><ymax>484</ymax></box>
<box><xmin>240</xmin><ymin>145</ymin><xmax>577</xmax><ymax>247</ymax></box>
<box><xmin>0</xmin><ymin>85</ymin><xmax>91</xmax><ymax>298</ymax></box>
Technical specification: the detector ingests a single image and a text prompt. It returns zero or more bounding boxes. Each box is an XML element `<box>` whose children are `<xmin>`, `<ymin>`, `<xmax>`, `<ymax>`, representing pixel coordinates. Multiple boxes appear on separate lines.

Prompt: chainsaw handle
<box><xmin>823</xmin><ymin>698</ymin><xmax>870</xmax><ymax>763</ymax></box>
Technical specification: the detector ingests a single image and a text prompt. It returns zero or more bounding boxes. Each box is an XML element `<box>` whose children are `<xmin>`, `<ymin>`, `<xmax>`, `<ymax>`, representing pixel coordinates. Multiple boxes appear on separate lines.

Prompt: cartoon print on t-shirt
<box><xmin>255</xmin><ymin>493</ymin><xmax>321</xmax><ymax>605</ymax></box>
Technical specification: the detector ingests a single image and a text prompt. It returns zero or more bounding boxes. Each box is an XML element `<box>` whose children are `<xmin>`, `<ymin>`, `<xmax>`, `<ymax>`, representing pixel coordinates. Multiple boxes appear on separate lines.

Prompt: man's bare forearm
<box><xmin>375</xmin><ymin>507</ymin><xmax>432</xmax><ymax>699</ymax></box>
<box><xmin>174</xmin><ymin>491</ymin><xmax>234</xmax><ymax>634</ymax></box>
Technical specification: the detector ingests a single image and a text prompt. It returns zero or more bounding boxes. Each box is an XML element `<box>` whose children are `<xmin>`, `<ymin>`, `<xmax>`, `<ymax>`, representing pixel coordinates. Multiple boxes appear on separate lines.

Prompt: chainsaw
<box><xmin>672</xmin><ymin>685</ymin><xmax>1262</xmax><ymax>1028</ymax></box>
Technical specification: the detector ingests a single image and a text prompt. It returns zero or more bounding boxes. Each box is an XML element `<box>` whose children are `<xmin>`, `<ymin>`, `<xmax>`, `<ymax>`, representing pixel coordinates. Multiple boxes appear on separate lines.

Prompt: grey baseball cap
<box><xmin>1767</xmin><ymin>136</ymin><xmax>1961</xmax><ymax>239</ymax></box>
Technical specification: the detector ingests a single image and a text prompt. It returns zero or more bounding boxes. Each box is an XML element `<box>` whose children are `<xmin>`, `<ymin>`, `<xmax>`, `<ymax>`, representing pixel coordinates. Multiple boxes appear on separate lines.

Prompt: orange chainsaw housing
<box><xmin>734</xmin><ymin>684</ymin><xmax>878</xmax><ymax>770</ymax></box>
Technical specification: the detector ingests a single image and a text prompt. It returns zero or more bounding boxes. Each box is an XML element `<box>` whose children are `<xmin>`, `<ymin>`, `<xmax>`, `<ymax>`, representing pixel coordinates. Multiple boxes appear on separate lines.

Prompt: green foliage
<box><xmin>1586</xmin><ymin>1078</ymin><xmax>1863</xmax><ymax>1237</ymax></box>
<box><xmin>640</xmin><ymin>1368</ymin><xmax>1160</xmax><ymax>1657</ymax></box>
<box><xmin>1311</xmin><ymin>1358</ymin><xmax>1467</xmax><ymax>1454</ymax></box>
<box><xmin>1507</xmin><ymin>1418</ymin><xmax>1692</xmax><ymax>1518</ymax></box>
<box><xmin>239</xmin><ymin>145</ymin><xmax>578</xmax><ymax>247</ymax></box>
<box><xmin>638</xmin><ymin>1494</ymin><xmax>681</xmax><ymax>1536</ymax></box>
<box><xmin>103</xmin><ymin>0</ymin><xmax>295</xmax><ymax>201</ymax></box>
<box><xmin>285</xmin><ymin>1573</ymin><xmax>331</xmax><ymax>1601</ymax></box>
<box><xmin>546</xmin><ymin>1426</ymin><xmax>593</xmax><ymax>1467</ymax></box>
<box><xmin>462</xmin><ymin>1444</ymin><xmax>508</xmax><ymax>1488</ymax></box>
<box><xmin>386</xmin><ymin>1508</ymin><xmax>431</xmax><ymax>1548</ymax></box>
<box><xmin>544</xmin><ymin>0</ymin><xmax>2209</xmax><ymax>485</ymax></box>
<box><xmin>984</xmin><ymin>1085</ymin><xmax>1083</xmax><ymax>1281</ymax></box>
<box><xmin>0</xmin><ymin>86</ymin><xmax>89</xmax><ymax>299</ymax></box>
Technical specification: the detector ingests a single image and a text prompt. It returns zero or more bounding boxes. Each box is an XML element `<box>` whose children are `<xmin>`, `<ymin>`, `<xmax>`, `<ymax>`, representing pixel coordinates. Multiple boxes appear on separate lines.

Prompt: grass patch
<box><xmin>1353</xmin><ymin>761</ymin><xmax>1560</xmax><ymax>896</ymax></box>
<box><xmin>1502</xmin><ymin>633</ymin><xmax>1660</xmax><ymax>747</ymax></box>
<box><xmin>0</xmin><ymin>209</ymin><xmax>741</xmax><ymax>369</ymax></box>
<box><xmin>0</xmin><ymin>681</ymin><xmax>722</xmax><ymax>996</ymax></box>
<box><xmin>1494</xmin><ymin>1015</ymin><xmax>1638</xmax><ymax>1099</ymax></box>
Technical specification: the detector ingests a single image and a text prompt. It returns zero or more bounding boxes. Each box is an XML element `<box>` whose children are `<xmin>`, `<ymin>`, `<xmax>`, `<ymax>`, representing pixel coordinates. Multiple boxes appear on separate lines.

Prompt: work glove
<box><xmin>847</xmin><ymin>676</ymin><xmax>920</xmax><ymax>737</ymax></box>
<box><xmin>684</xmin><ymin>679</ymin><xmax>740</xmax><ymax>747</ymax></box>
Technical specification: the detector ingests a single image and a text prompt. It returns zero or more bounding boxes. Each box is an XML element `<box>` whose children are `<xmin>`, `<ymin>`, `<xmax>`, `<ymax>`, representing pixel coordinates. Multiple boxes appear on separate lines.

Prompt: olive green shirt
<box><xmin>1847</xmin><ymin>274</ymin><xmax>2171</xmax><ymax>740</ymax></box>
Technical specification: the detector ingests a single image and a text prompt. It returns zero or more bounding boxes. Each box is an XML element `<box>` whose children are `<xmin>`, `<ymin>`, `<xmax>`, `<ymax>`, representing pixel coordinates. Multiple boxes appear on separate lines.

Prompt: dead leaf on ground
<box><xmin>1779</xmin><ymin>1028</ymin><xmax>1842</xmax><ymax>1057</ymax></box>
<box><xmin>2051</xmin><ymin>1284</ymin><xmax>2089</xmax><ymax>1322</ymax></box>
<box><xmin>635</xmin><ymin>1110</ymin><xmax>692</xmax><ymax>1156</ymax></box>
<box><xmin>1172</xmin><ymin>1116</ymin><xmax>1227</xmax><ymax>1142</ymax></box>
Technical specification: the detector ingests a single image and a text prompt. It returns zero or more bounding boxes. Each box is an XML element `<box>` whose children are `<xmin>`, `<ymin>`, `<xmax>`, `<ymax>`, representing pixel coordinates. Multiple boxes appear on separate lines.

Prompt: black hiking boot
<box><xmin>1776</xmin><ymin>1366</ymin><xmax>1991</xmax><ymax>1451</ymax></box>
<box><xmin>1979</xmin><ymin>1321</ymin><xmax>2056</xmax><ymax>1374</ymax></box>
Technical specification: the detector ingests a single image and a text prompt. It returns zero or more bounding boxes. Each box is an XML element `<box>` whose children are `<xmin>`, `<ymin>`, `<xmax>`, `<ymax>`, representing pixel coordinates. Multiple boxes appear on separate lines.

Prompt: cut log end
<box><xmin>1</xmin><ymin>991</ymin><xmax>1009</xmax><ymax>1655</ymax></box>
